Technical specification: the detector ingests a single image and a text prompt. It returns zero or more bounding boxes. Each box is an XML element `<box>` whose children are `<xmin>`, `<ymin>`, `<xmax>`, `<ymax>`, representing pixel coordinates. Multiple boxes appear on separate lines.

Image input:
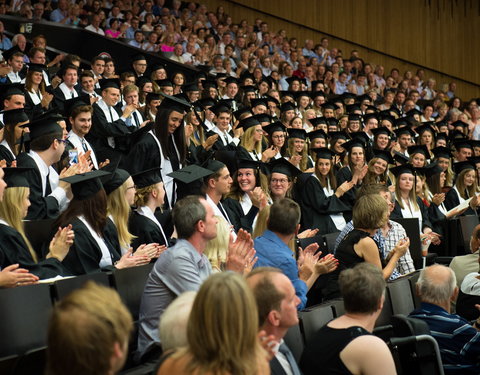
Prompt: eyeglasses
<box><xmin>271</xmin><ymin>178</ymin><xmax>289</xmax><ymax>184</ymax></box>
<box><xmin>56</xmin><ymin>139</ymin><xmax>68</xmax><ymax>145</ymax></box>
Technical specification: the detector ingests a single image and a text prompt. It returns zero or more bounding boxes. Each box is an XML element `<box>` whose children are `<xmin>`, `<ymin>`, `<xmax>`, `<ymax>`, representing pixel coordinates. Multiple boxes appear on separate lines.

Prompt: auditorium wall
<box><xmin>202</xmin><ymin>0</ymin><xmax>480</xmax><ymax>100</ymax></box>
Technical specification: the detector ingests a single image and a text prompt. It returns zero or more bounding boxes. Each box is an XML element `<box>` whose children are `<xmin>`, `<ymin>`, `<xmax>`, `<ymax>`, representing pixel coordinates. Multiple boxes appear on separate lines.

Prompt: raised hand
<box><xmin>314</xmin><ymin>253</ymin><xmax>339</xmax><ymax>275</ymax></box>
<box><xmin>115</xmin><ymin>248</ymin><xmax>151</xmax><ymax>269</ymax></box>
<box><xmin>48</xmin><ymin>225</ymin><xmax>75</xmax><ymax>261</ymax></box>
<box><xmin>225</xmin><ymin>229</ymin><xmax>255</xmax><ymax>273</ymax></box>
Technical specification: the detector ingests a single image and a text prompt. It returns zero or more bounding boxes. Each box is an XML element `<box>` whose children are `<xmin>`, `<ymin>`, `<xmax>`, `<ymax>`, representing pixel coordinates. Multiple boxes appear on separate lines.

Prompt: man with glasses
<box><xmin>131</xmin><ymin>54</ymin><xmax>148</xmax><ymax>80</ymax></box>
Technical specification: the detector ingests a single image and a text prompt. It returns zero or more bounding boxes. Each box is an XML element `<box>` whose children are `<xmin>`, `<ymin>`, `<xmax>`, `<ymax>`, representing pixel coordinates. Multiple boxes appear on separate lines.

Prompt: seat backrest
<box><xmin>387</xmin><ymin>278</ymin><xmax>415</xmax><ymax>315</ymax></box>
<box><xmin>459</xmin><ymin>215</ymin><xmax>479</xmax><ymax>253</ymax></box>
<box><xmin>323</xmin><ymin>232</ymin><xmax>341</xmax><ymax>253</ymax></box>
<box><xmin>52</xmin><ymin>272</ymin><xmax>111</xmax><ymax>301</ymax></box>
<box><xmin>13</xmin><ymin>346</ymin><xmax>47</xmax><ymax>375</ymax></box>
<box><xmin>283</xmin><ymin>324</ymin><xmax>304</xmax><ymax>363</ymax></box>
<box><xmin>391</xmin><ymin>314</ymin><xmax>431</xmax><ymax>337</ymax></box>
<box><xmin>0</xmin><ymin>355</ymin><xmax>18</xmax><ymax>375</ymax></box>
<box><xmin>298</xmin><ymin>234</ymin><xmax>328</xmax><ymax>256</ymax></box>
<box><xmin>375</xmin><ymin>287</ymin><xmax>393</xmax><ymax>327</ymax></box>
<box><xmin>111</xmin><ymin>263</ymin><xmax>154</xmax><ymax>320</ymax></box>
<box><xmin>0</xmin><ymin>284</ymin><xmax>52</xmax><ymax>357</ymax></box>
<box><xmin>391</xmin><ymin>218</ymin><xmax>422</xmax><ymax>269</ymax></box>
<box><xmin>329</xmin><ymin>298</ymin><xmax>345</xmax><ymax>317</ymax></box>
<box><xmin>406</xmin><ymin>270</ymin><xmax>421</xmax><ymax>308</ymax></box>
<box><xmin>299</xmin><ymin>304</ymin><xmax>334</xmax><ymax>345</ymax></box>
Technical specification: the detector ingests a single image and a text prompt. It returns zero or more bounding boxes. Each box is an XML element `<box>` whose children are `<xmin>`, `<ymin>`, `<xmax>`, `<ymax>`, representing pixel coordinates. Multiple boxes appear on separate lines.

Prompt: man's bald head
<box><xmin>417</xmin><ymin>265</ymin><xmax>457</xmax><ymax>305</ymax></box>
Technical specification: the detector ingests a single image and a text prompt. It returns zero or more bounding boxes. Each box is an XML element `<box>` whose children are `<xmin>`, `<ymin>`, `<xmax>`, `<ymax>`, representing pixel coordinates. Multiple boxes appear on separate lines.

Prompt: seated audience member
<box><xmin>300</xmin><ymin>263</ymin><xmax>397</xmax><ymax>375</ymax></box>
<box><xmin>327</xmin><ymin>194</ymin><xmax>409</xmax><ymax>298</ymax></box>
<box><xmin>254</xmin><ymin>198</ymin><xmax>339</xmax><ymax>310</ymax></box>
<box><xmin>247</xmin><ymin>267</ymin><xmax>302</xmax><ymax>375</ymax></box>
<box><xmin>335</xmin><ymin>184</ymin><xmax>415</xmax><ymax>279</ymax></box>
<box><xmin>156</xmin><ymin>272</ymin><xmax>269</xmax><ymax>375</ymax></box>
<box><xmin>409</xmin><ymin>264</ymin><xmax>480</xmax><ymax>374</ymax></box>
<box><xmin>456</xmin><ymin>255</ymin><xmax>480</xmax><ymax>321</ymax></box>
<box><xmin>449</xmin><ymin>224</ymin><xmax>480</xmax><ymax>287</ymax></box>
<box><xmin>158</xmin><ymin>291</ymin><xmax>196</xmax><ymax>352</ymax></box>
<box><xmin>46</xmin><ymin>282</ymin><xmax>132</xmax><ymax>375</ymax></box>
<box><xmin>136</xmin><ymin>195</ymin><xmax>254</xmax><ymax>361</ymax></box>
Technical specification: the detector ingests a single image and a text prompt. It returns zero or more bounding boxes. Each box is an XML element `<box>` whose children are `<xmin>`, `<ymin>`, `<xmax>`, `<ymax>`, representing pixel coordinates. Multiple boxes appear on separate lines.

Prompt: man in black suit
<box><xmin>53</xmin><ymin>64</ymin><xmax>80</xmax><ymax>113</ymax></box>
<box><xmin>247</xmin><ymin>267</ymin><xmax>303</xmax><ymax>375</ymax></box>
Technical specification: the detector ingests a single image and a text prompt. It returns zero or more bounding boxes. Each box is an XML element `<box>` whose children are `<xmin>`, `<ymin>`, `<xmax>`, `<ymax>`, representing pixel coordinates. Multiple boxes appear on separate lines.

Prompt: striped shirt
<box><xmin>409</xmin><ymin>302</ymin><xmax>480</xmax><ymax>374</ymax></box>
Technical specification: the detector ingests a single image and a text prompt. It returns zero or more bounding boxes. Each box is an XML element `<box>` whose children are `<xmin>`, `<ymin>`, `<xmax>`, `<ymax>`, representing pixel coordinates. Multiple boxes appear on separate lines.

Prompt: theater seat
<box><xmin>388</xmin><ymin>278</ymin><xmax>415</xmax><ymax>316</ymax></box>
<box><xmin>110</xmin><ymin>263</ymin><xmax>154</xmax><ymax>320</ymax></box>
<box><xmin>13</xmin><ymin>347</ymin><xmax>47</xmax><ymax>375</ymax></box>
<box><xmin>0</xmin><ymin>284</ymin><xmax>52</xmax><ymax>357</ymax></box>
<box><xmin>283</xmin><ymin>324</ymin><xmax>304</xmax><ymax>363</ymax></box>
<box><xmin>51</xmin><ymin>272</ymin><xmax>111</xmax><ymax>301</ymax></box>
<box><xmin>299</xmin><ymin>304</ymin><xmax>334</xmax><ymax>345</ymax></box>
<box><xmin>0</xmin><ymin>354</ymin><xmax>18</xmax><ymax>375</ymax></box>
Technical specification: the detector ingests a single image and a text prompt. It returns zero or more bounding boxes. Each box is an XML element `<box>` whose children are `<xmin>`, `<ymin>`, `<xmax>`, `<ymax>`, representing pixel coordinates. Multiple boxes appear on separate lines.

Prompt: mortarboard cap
<box><xmin>131</xmin><ymin>54</ymin><xmax>146</xmax><ymax>62</ymax></box>
<box><xmin>167</xmin><ymin>164</ymin><xmax>213</xmax><ymax>184</ymax></box>
<box><xmin>264</xmin><ymin>121</ymin><xmax>286</xmax><ymax>135</ymax></box>
<box><xmin>393</xmin><ymin>151</ymin><xmax>410</xmax><ymax>165</ymax></box>
<box><xmin>210</xmin><ymin>102</ymin><xmax>231</xmax><ymax>117</ymax></box>
<box><xmin>390</xmin><ymin>164</ymin><xmax>416</xmax><ymax>178</ymax></box>
<box><xmin>155</xmin><ymin>79</ymin><xmax>173</xmax><ymax>87</ymax></box>
<box><xmin>238</xmin><ymin>116</ymin><xmax>261</xmax><ymax>131</ymax></box>
<box><xmin>453</xmin><ymin>161</ymin><xmax>476</xmax><ymax>175</ymax></box>
<box><xmin>407</xmin><ymin>145</ymin><xmax>430</xmax><ymax>158</ymax></box>
<box><xmin>99</xmin><ymin>78</ymin><xmax>121</xmax><ymax>91</ymax></box>
<box><xmin>182</xmin><ymin>82</ymin><xmax>199</xmax><ymax>92</ymax></box>
<box><xmin>61</xmin><ymin>170</ymin><xmax>111</xmax><ymax>201</ymax></box>
<box><xmin>280</xmin><ymin>102</ymin><xmax>296</xmax><ymax>113</ymax></box>
<box><xmin>451</xmin><ymin>120</ymin><xmax>469</xmax><ymax>129</ymax></box>
<box><xmin>372</xmin><ymin>149</ymin><xmax>394</xmax><ymax>164</ymax></box>
<box><xmin>328</xmin><ymin>131</ymin><xmax>349</xmax><ymax>141</ymax></box>
<box><xmin>132</xmin><ymin>168</ymin><xmax>162</xmax><ymax>189</ymax></box>
<box><xmin>307</xmin><ymin>129</ymin><xmax>327</xmax><ymax>141</ymax></box>
<box><xmin>196</xmin><ymin>98</ymin><xmax>216</xmax><ymax>109</ymax></box>
<box><xmin>100</xmin><ymin>164</ymin><xmax>131</xmax><ymax>195</ymax></box>
<box><xmin>64</xmin><ymin>95</ymin><xmax>91</xmax><ymax>117</ymax></box>
<box><xmin>146</xmin><ymin>92</ymin><xmax>161</xmax><ymax>103</ymax></box>
<box><xmin>241</xmin><ymin>85</ymin><xmax>256</xmax><ymax>94</ymax></box>
<box><xmin>341</xmin><ymin>138</ymin><xmax>366</xmax><ymax>152</ymax></box>
<box><xmin>250</xmin><ymin>98</ymin><xmax>268</xmax><ymax>108</ymax></box>
<box><xmin>157</xmin><ymin>92</ymin><xmax>192</xmax><ymax>113</ymax></box>
<box><xmin>1</xmin><ymin>108</ymin><xmax>29</xmax><ymax>125</ymax></box>
<box><xmin>287</xmin><ymin>128</ymin><xmax>307</xmax><ymax>140</ymax></box>
<box><xmin>321</xmin><ymin>102</ymin><xmax>339</xmax><ymax>111</ymax></box>
<box><xmin>252</xmin><ymin>113</ymin><xmax>271</xmax><ymax>124</ymax></box>
<box><xmin>3</xmin><ymin>167</ymin><xmax>32</xmax><ymax>188</ymax></box>
<box><xmin>269</xmin><ymin>157</ymin><xmax>302</xmax><ymax>178</ymax></box>
<box><xmin>309</xmin><ymin>117</ymin><xmax>327</xmax><ymax>127</ymax></box>
<box><xmin>453</xmin><ymin>139</ymin><xmax>473</xmax><ymax>150</ymax></box>
<box><xmin>237</xmin><ymin>158</ymin><xmax>262</xmax><ymax>171</ymax></box>
<box><xmin>371</xmin><ymin>127</ymin><xmax>393</xmax><ymax>138</ymax></box>
<box><xmin>1</xmin><ymin>83</ymin><xmax>25</xmax><ymax>100</ymax></box>
<box><xmin>27</xmin><ymin>63</ymin><xmax>47</xmax><ymax>73</ymax></box>
<box><xmin>415</xmin><ymin>123</ymin><xmax>436</xmax><ymax>136</ymax></box>
<box><xmin>394</xmin><ymin>126</ymin><xmax>415</xmax><ymax>138</ymax></box>
<box><xmin>28</xmin><ymin>116</ymin><xmax>63</xmax><ymax>140</ymax></box>
<box><xmin>313</xmin><ymin>147</ymin><xmax>336</xmax><ymax>160</ymax></box>
<box><xmin>432</xmin><ymin>146</ymin><xmax>453</xmax><ymax>160</ymax></box>
<box><xmin>222</xmin><ymin>76</ymin><xmax>239</xmax><ymax>86</ymax></box>
<box><xmin>233</xmin><ymin>106</ymin><xmax>252</xmax><ymax>119</ymax></box>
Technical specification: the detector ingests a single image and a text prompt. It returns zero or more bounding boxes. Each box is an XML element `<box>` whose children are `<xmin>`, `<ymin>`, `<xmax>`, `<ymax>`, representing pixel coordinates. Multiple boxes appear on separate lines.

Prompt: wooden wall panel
<box><xmin>202</xmin><ymin>0</ymin><xmax>479</xmax><ymax>99</ymax></box>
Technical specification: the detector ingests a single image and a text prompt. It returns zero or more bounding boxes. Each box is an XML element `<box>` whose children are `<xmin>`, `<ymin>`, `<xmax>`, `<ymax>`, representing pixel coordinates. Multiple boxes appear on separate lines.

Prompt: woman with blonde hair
<box><xmin>103</xmin><ymin>167</ymin><xmax>163</xmax><ymax>258</ymax></box>
<box><xmin>156</xmin><ymin>272</ymin><xmax>269</xmax><ymax>375</ymax></box>
<box><xmin>0</xmin><ymin>168</ymin><xmax>73</xmax><ymax>279</ymax></box>
<box><xmin>363</xmin><ymin>150</ymin><xmax>394</xmax><ymax>186</ymax></box>
<box><xmin>236</xmin><ymin>117</ymin><xmax>275</xmax><ymax>163</ymax></box>
<box><xmin>286</xmin><ymin>128</ymin><xmax>314</xmax><ymax>172</ymax></box>
<box><xmin>204</xmin><ymin>216</ymin><xmax>230</xmax><ymax>272</ymax></box>
<box><xmin>445</xmin><ymin>161</ymin><xmax>480</xmax><ymax>216</ymax></box>
<box><xmin>129</xmin><ymin>168</ymin><xmax>170</xmax><ymax>250</ymax></box>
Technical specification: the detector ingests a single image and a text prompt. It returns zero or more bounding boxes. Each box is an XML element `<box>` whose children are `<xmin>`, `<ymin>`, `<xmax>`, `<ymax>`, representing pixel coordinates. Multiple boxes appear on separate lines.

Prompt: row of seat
<box><xmin>0</xmin><ymin>263</ymin><xmax>154</xmax><ymax>375</ymax></box>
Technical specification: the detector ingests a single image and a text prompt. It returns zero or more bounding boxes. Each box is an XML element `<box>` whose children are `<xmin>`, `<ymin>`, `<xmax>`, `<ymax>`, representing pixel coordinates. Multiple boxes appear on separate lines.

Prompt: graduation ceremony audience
<box><xmin>1</xmin><ymin>1</ymin><xmax>480</xmax><ymax>374</ymax></box>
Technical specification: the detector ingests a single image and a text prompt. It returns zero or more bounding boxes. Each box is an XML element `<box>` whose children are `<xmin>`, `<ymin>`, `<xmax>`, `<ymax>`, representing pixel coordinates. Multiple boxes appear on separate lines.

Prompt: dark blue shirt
<box><xmin>409</xmin><ymin>302</ymin><xmax>480</xmax><ymax>374</ymax></box>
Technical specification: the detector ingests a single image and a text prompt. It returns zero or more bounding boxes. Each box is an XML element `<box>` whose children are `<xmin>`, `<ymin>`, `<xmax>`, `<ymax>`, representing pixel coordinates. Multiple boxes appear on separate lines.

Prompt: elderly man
<box><xmin>247</xmin><ymin>267</ymin><xmax>302</xmax><ymax>375</ymax></box>
<box><xmin>136</xmin><ymin>195</ymin><xmax>253</xmax><ymax>361</ymax></box>
<box><xmin>409</xmin><ymin>264</ymin><xmax>480</xmax><ymax>374</ymax></box>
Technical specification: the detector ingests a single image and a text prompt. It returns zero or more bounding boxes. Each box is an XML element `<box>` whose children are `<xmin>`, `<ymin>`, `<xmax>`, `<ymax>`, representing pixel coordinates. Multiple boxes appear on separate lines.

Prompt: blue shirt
<box><xmin>254</xmin><ymin>230</ymin><xmax>308</xmax><ymax>310</ymax></box>
<box><xmin>409</xmin><ymin>302</ymin><xmax>480</xmax><ymax>374</ymax></box>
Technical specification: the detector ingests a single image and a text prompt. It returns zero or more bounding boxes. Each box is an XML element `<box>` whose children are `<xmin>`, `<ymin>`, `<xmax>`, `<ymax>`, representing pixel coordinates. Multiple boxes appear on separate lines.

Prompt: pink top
<box><xmin>161</xmin><ymin>44</ymin><xmax>175</xmax><ymax>52</ymax></box>
<box><xmin>105</xmin><ymin>29</ymin><xmax>121</xmax><ymax>38</ymax></box>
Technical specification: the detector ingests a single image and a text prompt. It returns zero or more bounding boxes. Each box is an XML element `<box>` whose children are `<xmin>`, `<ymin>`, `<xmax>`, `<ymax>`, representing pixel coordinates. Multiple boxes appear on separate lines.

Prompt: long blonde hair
<box><xmin>134</xmin><ymin>185</ymin><xmax>156</xmax><ymax>208</ymax></box>
<box><xmin>240</xmin><ymin>126</ymin><xmax>262</xmax><ymax>154</ymax></box>
<box><xmin>0</xmin><ymin>187</ymin><xmax>37</xmax><ymax>262</ymax></box>
<box><xmin>456</xmin><ymin>169</ymin><xmax>478</xmax><ymax>199</ymax></box>
<box><xmin>287</xmin><ymin>137</ymin><xmax>309</xmax><ymax>171</ymax></box>
<box><xmin>204</xmin><ymin>216</ymin><xmax>230</xmax><ymax>271</ymax></box>
<box><xmin>183</xmin><ymin>272</ymin><xmax>266</xmax><ymax>375</ymax></box>
<box><xmin>395</xmin><ymin>173</ymin><xmax>419</xmax><ymax>211</ymax></box>
<box><xmin>107</xmin><ymin>180</ymin><xmax>135</xmax><ymax>249</ymax></box>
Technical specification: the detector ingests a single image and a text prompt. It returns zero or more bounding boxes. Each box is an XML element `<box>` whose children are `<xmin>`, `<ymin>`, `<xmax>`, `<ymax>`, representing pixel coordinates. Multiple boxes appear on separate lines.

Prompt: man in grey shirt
<box><xmin>136</xmin><ymin>195</ymin><xmax>252</xmax><ymax>360</ymax></box>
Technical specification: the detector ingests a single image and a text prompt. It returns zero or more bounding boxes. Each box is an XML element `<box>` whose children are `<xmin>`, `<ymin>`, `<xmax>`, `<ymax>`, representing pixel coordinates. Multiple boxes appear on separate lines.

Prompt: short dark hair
<box><xmin>71</xmin><ymin>105</ymin><xmax>93</xmax><ymax>120</ymax></box>
<box><xmin>339</xmin><ymin>263</ymin><xmax>385</xmax><ymax>314</ymax></box>
<box><xmin>172</xmin><ymin>196</ymin><xmax>206</xmax><ymax>239</ymax></box>
<box><xmin>267</xmin><ymin>198</ymin><xmax>300</xmax><ymax>235</ymax></box>
<box><xmin>30</xmin><ymin>132</ymin><xmax>62</xmax><ymax>152</ymax></box>
<box><xmin>356</xmin><ymin>183</ymin><xmax>389</xmax><ymax>199</ymax></box>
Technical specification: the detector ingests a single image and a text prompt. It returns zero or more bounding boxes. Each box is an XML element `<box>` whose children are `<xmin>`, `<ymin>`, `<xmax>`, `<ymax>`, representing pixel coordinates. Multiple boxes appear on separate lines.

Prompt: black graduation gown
<box><xmin>129</xmin><ymin>211</ymin><xmax>168</xmax><ymax>250</ymax></box>
<box><xmin>24</xmin><ymin>90</ymin><xmax>46</xmax><ymax>120</ymax></box>
<box><xmin>0</xmin><ymin>145</ymin><xmax>15</xmax><ymax>165</ymax></box>
<box><xmin>0</xmin><ymin>223</ymin><xmax>66</xmax><ymax>278</ymax></box>
<box><xmin>52</xmin><ymin>86</ymin><xmax>79</xmax><ymax>114</ymax></box>
<box><xmin>444</xmin><ymin>187</ymin><xmax>478</xmax><ymax>216</ymax></box>
<box><xmin>86</xmin><ymin>103</ymin><xmax>134</xmax><ymax>164</ymax></box>
<box><xmin>390</xmin><ymin>197</ymin><xmax>433</xmax><ymax>231</ymax></box>
<box><xmin>61</xmin><ymin>217</ymin><xmax>121</xmax><ymax>276</ymax></box>
<box><xmin>222</xmin><ymin>197</ymin><xmax>259</xmax><ymax>233</ymax></box>
<box><xmin>297</xmin><ymin>175</ymin><xmax>351</xmax><ymax>234</ymax></box>
<box><xmin>123</xmin><ymin>132</ymin><xmax>159</xmax><ymax>175</ymax></box>
<box><xmin>16</xmin><ymin>152</ymin><xmax>60</xmax><ymax>220</ymax></box>
<box><xmin>427</xmin><ymin>202</ymin><xmax>448</xmax><ymax>235</ymax></box>
<box><xmin>335</xmin><ymin>166</ymin><xmax>358</xmax><ymax>220</ymax></box>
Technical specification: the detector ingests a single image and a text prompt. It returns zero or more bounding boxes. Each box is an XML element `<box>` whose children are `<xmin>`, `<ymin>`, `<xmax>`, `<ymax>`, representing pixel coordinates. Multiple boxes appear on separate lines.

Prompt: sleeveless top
<box><xmin>336</xmin><ymin>229</ymin><xmax>370</xmax><ymax>271</ymax></box>
<box><xmin>301</xmin><ymin>325</ymin><xmax>371</xmax><ymax>375</ymax></box>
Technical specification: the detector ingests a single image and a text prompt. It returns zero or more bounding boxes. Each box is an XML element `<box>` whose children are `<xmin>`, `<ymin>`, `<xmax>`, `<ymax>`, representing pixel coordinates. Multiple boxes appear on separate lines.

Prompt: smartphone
<box><xmin>69</xmin><ymin>149</ymin><xmax>78</xmax><ymax>165</ymax></box>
